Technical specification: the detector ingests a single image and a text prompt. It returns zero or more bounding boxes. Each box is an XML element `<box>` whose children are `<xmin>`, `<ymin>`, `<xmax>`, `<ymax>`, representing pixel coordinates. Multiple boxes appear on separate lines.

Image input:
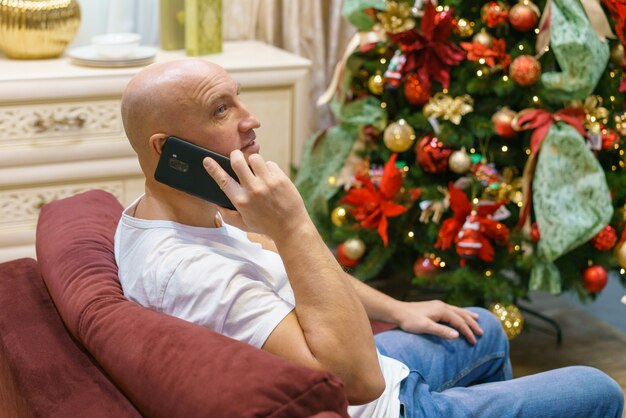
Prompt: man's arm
<box><xmin>204</xmin><ymin>151</ymin><xmax>384</xmax><ymax>404</ymax></box>
<box><xmin>346</xmin><ymin>275</ymin><xmax>483</xmax><ymax>344</ymax></box>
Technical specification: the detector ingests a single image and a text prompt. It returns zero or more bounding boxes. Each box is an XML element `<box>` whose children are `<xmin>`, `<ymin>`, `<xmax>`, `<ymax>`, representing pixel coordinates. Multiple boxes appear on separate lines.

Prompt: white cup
<box><xmin>91</xmin><ymin>33</ymin><xmax>141</xmax><ymax>59</ymax></box>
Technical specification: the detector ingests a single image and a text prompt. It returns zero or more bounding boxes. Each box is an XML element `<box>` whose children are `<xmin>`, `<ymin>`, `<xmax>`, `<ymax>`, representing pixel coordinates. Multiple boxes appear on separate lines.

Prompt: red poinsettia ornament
<box><xmin>434</xmin><ymin>183</ymin><xmax>510</xmax><ymax>263</ymax></box>
<box><xmin>388</xmin><ymin>2</ymin><xmax>465</xmax><ymax>89</ymax></box>
<box><xmin>340</xmin><ymin>154</ymin><xmax>408</xmax><ymax>246</ymax></box>
<box><xmin>460</xmin><ymin>37</ymin><xmax>511</xmax><ymax>68</ymax></box>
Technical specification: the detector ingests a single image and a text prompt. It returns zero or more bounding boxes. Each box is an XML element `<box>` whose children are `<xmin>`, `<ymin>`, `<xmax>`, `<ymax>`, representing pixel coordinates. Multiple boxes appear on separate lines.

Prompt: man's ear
<box><xmin>148</xmin><ymin>134</ymin><xmax>169</xmax><ymax>155</ymax></box>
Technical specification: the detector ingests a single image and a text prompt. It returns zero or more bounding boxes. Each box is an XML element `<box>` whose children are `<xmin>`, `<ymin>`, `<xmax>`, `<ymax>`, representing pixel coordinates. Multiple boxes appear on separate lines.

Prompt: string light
<box><xmin>470</xmin><ymin>148</ymin><xmax>476</xmax><ymax>153</ymax></box>
<box><xmin>439</xmin><ymin>261</ymin><xmax>446</xmax><ymax>268</ymax></box>
<box><xmin>407</xmin><ymin>231</ymin><xmax>415</xmax><ymax>239</ymax></box>
<box><xmin>477</xmin><ymin>69</ymin><xmax>484</xmax><ymax>77</ymax></box>
<box><xmin>525</xmin><ymin>148</ymin><xmax>531</xmax><ymax>155</ymax></box>
<box><xmin>380</xmin><ymin>58</ymin><xmax>387</xmax><ymax>65</ymax></box>
<box><xmin>610</xmin><ymin>71</ymin><xmax>616</xmax><ymax>78</ymax></box>
<box><xmin>403</xmin><ymin>166</ymin><xmax>410</xmax><ymax>172</ymax></box>
<box><xmin>381</xmin><ymin>102</ymin><xmax>387</xmax><ymax>109</ymax></box>
<box><xmin>442</xmin><ymin>88</ymin><xmax>449</xmax><ymax>94</ymax></box>
<box><xmin>534</xmin><ymin>28</ymin><xmax>540</xmax><ymax>34</ymax></box>
<box><xmin>501</xmin><ymin>145</ymin><xmax>508</xmax><ymax>152</ymax></box>
<box><xmin>514</xmin><ymin>245</ymin><xmax>521</xmax><ymax>251</ymax></box>
<box><xmin>472</xmin><ymin>198</ymin><xmax>479</xmax><ymax>204</ymax></box>
<box><xmin>518</xmin><ymin>45</ymin><xmax>524</xmax><ymax>51</ymax></box>
<box><xmin>485</xmin><ymin>270</ymin><xmax>493</xmax><ymax>277</ymax></box>
<box><xmin>610</xmin><ymin>96</ymin><xmax>616</xmax><ymax>102</ymax></box>
<box><xmin>621</xmin><ymin>268</ymin><xmax>626</xmax><ymax>275</ymax></box>
<box><xmin>479</xmin><ymin>58</ymin><xmax>486</xmax><ymax>65</ymax></box>
<box><xmin>502</xmin><ymin>75</ymin><xmax>509</xmax><ymax>82</ymax></box>
<box><xmin>328</xmin><ymin>176</ymin><xmax>337</xmax><ymax>186</ymax></box>
<box><xmin>532</xmin><ymin>96</ymin><xmax>539</xmax><ymax>103</ymax></box>
<box><xmin>517</xmin><ymin>201</ymin><xmax>523</xmax><ymax>208</ymax></box>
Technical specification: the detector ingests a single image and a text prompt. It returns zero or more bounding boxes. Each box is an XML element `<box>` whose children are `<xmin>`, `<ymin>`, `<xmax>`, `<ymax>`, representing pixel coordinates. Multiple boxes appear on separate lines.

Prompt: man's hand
<box><xmin>393</xmin><ymin>300</ymin><xmax>483</xmax><ymax>344</ymax></box>
<box><xmin>203</xmin><ymin>150</ymin><xmax>310</xmax><ymax>241</ymax></box>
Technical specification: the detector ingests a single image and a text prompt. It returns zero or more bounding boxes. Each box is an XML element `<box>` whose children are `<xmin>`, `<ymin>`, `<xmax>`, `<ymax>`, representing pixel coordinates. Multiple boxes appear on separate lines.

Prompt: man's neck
<box><xmin>134</xmin><ymin>186</ymin><xmax>220</xmax><ymax>228</ymax></box>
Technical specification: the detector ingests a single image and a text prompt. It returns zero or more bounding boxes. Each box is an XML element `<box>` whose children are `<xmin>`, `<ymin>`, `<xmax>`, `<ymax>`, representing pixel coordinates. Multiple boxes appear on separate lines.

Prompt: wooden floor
<box><xmin>510</xmin><ymin>292</ymin><xmax>626</xmax><ymax>416</ymax></box>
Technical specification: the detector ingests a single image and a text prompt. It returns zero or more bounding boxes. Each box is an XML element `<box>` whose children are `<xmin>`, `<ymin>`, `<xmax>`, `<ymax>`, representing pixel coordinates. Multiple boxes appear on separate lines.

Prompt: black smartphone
<box><xmin>154</xmin><ymin>136</ymin><xmax>238</xmax><ymax>210</ymax></box>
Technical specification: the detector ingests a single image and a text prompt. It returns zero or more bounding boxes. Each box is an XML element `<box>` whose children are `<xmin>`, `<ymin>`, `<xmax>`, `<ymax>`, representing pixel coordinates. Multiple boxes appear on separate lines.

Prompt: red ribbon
<box><xmin>514</xmin><ymin>108</ymin><xmax>587</xmax><ymax>157</ymax></box>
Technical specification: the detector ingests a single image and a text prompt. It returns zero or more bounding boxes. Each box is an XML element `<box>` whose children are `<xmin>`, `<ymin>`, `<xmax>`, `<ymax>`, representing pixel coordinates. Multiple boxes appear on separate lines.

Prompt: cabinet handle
<box><xmin>32</xmin><ymin>114</ymin><xmax>87</xmax><ymax>133</ymax></box>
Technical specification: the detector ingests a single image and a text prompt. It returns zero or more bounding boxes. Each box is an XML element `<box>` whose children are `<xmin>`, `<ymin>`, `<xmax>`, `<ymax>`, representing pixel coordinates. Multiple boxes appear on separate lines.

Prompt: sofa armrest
<box><xmin>0</xmin><ymin>258</ymin><xmax>140</xmax><ymax>418</ymax></box>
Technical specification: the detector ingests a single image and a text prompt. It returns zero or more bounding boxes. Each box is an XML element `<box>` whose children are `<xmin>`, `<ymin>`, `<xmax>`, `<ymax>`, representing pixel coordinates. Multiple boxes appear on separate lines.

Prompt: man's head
<box><xmin>121</xmin><ymin>59</ymin><xmax>260</xmax><ymax>176</ymax></box>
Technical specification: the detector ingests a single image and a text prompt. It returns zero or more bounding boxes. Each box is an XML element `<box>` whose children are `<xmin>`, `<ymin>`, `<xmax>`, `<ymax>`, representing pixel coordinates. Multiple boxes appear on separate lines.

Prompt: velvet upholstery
<box><xmin>35</xmin><ymin>190</ymin><xmax>349</xmax><ymax>418</ymax></box>
<box><xmin>0</xmin><ymin>258</ymin><xmax>140</xmax><ymax>417</ymax></box>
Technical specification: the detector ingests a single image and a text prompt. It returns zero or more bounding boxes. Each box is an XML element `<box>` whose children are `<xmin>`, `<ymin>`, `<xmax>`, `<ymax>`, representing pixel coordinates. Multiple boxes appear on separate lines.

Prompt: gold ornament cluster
<box><xmin>376</xmin><ymin>1</ymin><xmax>415</xmax><ymax>34</ymax></box>
<box><xmin>424</xmin><ymin>93</ymin><xmax>474</xmax><ymax>125</ymax></box>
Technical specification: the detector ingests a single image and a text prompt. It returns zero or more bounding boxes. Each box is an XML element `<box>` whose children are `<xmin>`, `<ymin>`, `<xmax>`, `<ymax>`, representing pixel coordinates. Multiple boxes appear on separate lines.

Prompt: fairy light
<box><xmin>403</xmin><ymin>165</ymin><xmax>410</xmax><ymax>172</ymax></box>
<box><xmin>514</xmin><ymin>245</ymin><xmax>521</xmax><ymax>251</ymax></box>
<box><xmin>525</xmin><ymin>148</ymin><xmax>531</xmax><ymax>155</ymax></box>
<box><xmin>439</xmin><ymin>261</ymin><xmax>446</xmax><ymax>268</ymax></box>
<box><xmin>380</xmin><ymin>58</ymin><xmax>387</xmax><ymax>65</ymax></box>
<box><xmin>517</xmin><ymin>201</ymin><xmax>523</xmax><ymax>208</ymax></box>
<box><xmin>477</xmin><ymin>69</ymin><xmax>484</xmax><ymax>77</ymax></box>
<box><xmin>532</xmin><ymin>96</ymin><xmax>540</xmax><ymax>103</ymax></box>
<box><xmin>612</xmin><ymin>165</ymin><xmax>617</xmax><ymax>171</ymax></box>
<box><xmin>610</xmin><ymin>96</ymin><xmax>616</xmax><ymax>102</ymax></box>
<box><xmin>534</xmin><ymin>28</ymin><xmax>540</xmax><ymax>34</ymax></box>
<box><xmin>470</xmin><ymin>148</ymin><xmax>476</xmax><ymax>153</ymax></box>
<box><xmin>443</xmin><ymin>88</ymin><xmax>449</xmax><ymax>94</ymax></box>
<box><xmin>502</xmin><ymin>75</ymin><xmax>509</xmax><ymax>82</ymax></box>
<box><xmin>501</xmin><ymin>145</ymin><xmax>509</xmax><ymax>152</ymax></box>
<box><xmin>615</xmin><ymin>143</ymin><xmax>620</xmax><ymax>150</ymax></box>
<box><xmin>518</xmin><ymin>45</ymin><xmax>524</xmax><ymax>51</ymax></box>
<box><xmin>381</xmin><ymin>102</ymin><xmax>387</xmax><ymax>109</ymax></box>
<box><xmin>485</xmin><ymin>270</ymin><xmax>493</xmax><ymax>277</ymax></box>
<box><xmin>479</xmin><ymin>58</ymin><xmax>486</xmax><ymax>65</ymax></box>
<box><xmin>610</xmin><ymin>71</ymin><xmax>616</xmax><ymax>78</ymax></box>
<box><xmin>621</xmin><ymin>268</ymin><xmax>626</xmax><ymax>275</ymax></box>
<box><xmin>620</xmin><ymin>150</ymin><xmax>624</xmax><ymax>156</ymax></box>
<box><xmin>407</xmin><ymin>231</ymin><xmax>415</xmax><ymax>239</ymax></box>
<box><xmin>544</xmin><ymin>46</ymin><xmax>549</xmax><ymax>52</ymax></box>
<box><xmin>328</xmin><ymin>176</ymin><xmax>337</xmax><ymax>186</ymax></box>
<box><xmin>472</xmin><ymin>198</ymin><xmax>479</xmax><ymax>204</ymax></box>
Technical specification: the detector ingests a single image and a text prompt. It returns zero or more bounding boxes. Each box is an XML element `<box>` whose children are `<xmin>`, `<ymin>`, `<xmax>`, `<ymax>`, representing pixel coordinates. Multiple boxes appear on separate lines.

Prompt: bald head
<box><xmin>121</xmin><ymin>59</ymin><xmax>226</xmax><ymax>159</ymax></box>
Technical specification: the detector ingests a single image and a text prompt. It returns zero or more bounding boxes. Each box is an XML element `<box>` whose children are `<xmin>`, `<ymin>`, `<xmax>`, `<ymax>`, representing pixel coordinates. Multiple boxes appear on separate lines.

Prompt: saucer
<box><xmin>68</xmin><ymin>45</ymin><xmax>157</xmax><ymax>68</ymax></box>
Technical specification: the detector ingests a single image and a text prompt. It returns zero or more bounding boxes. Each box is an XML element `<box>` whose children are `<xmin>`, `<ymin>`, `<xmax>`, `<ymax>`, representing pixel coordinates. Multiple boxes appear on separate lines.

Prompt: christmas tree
<box><xmin>295</xmin><ymin>0</ymin><xmax>626</xmax><ymax>336</ymax></box>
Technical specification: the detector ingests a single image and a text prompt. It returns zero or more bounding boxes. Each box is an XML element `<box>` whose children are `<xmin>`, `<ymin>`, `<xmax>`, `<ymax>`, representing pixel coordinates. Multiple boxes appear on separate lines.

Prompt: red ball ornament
<box><xmin>530</xmin><ymin>222</ymin><xmax>540</xmax><ymax>242</ymax></box>
<box><xmin>415</xmin><ymin>134</ymin><xmax>453</xmax><ymax>173</ymax></box>
<box><xmin>582</xmin><ymin>265</ymin><xmax>608</xmax><ymax>293</ymax></box>
<box><xmin>509</xmin><ymin>55</ymin><xmax>541</xmax><ymax>86</ymax></box>
<box><xmin>481</xmin><ymin>1</ymin><xmax>510</xmax><ymax>28</ymax></box>
<box><xmin>509</xmin><ymin>0</ymin><xmax>540</xmax><ymax>32</ymax></box>
<box><xmin>590</xmin><ymin>225</ymin><xmax>618</xmax><ymax>251</ymax></box>
<box><xmin>413</xmin><ymin>256</ymin><xmax>439</xmax><ymax>278</ymax></box>
<box><xmin>404</xmin><ymin>73</ymin><xmax>431</xmax><ymax>106</ymax></box>
<box><xmin>491</xmin><ymin>107</ymin><xmax>518</xmax><ymax>138</ymax></box>
<box><xmin>602</xmin><ymin>129</ymin><xmax>620</xmax><ymax>150</ymax></box>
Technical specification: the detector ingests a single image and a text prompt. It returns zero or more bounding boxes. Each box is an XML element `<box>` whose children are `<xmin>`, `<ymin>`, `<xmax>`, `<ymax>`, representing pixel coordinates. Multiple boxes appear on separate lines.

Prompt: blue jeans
<box><xmin>375</xmin><ymin>307</ymin><xmax>624</xmax><ymax>418</ymax></box>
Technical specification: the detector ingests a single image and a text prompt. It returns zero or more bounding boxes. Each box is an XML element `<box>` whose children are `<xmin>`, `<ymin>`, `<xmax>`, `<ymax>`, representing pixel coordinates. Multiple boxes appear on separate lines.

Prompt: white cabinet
<box><xmin>0</xmin><ymin>41</ymin><xmax>311</xmax><ymax>261</ymax></box>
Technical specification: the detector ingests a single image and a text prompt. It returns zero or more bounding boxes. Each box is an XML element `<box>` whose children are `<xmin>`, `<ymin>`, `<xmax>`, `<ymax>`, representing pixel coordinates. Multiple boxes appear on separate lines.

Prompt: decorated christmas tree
<box><xmin>295</xmin><ymin>0</ymin><xmax>626</xmax><ymax>336</ymax></box>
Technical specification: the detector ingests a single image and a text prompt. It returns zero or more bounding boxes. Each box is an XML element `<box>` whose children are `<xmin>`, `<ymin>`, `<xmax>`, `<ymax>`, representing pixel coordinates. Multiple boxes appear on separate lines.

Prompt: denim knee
<box><xmin>571</xmin><ymin>366</ymin><xmax>624</xmax><ymax>411</ymax></box>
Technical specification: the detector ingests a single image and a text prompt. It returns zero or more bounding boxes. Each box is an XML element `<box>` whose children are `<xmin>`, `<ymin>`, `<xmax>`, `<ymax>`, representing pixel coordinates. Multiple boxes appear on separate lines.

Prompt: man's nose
<box><xmin>240</xmin><ymin>106</ymin><xmax>261</xmax><ymax>131</ymax></box>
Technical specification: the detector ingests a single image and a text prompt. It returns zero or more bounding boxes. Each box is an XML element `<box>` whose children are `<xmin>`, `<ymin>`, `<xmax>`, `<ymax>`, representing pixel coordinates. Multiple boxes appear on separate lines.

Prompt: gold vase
<box><xmin>0</xmin><ymin>0</ymin><xmax>81</xmax><ymax>59</ymax></box>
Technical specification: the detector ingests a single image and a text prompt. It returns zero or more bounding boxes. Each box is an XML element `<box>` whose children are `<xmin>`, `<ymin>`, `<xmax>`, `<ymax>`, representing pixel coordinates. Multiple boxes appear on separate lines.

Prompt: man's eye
<box><xmin>215</xmin><ymin>105</ymin><xmax>227</xmax><ymax>115</ymax></box>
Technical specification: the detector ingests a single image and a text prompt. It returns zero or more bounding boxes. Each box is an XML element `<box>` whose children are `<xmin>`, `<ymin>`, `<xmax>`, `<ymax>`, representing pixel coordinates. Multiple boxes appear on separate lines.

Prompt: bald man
<box><xmin>115</xmin><ymin>59</ymin><xmax>624</xmax><ymax>418</ymax></box>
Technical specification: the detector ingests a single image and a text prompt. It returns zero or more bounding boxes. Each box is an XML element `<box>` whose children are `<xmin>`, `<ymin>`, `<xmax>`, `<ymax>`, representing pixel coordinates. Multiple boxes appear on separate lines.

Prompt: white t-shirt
<box><xmin>115</xmin><ymin>198</ymin><xmax>409</xmax><ymax>418</ymax></box>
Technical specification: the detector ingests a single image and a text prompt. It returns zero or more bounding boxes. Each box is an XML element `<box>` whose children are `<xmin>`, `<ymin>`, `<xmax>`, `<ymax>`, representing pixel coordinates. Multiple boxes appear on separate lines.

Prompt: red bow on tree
<box><xmin>514</xmin><ymin>107</ymin><xmax>586</xmax><ymax>157</ymax></box>
<box><xmin>601</xmin><ymin>0</ymin><xmax>626</xmax><ymax>47</ymax></box>
<box><xmin>340</xmin><ymin>154</ymin><xmax>408</xmax><ymax>246</ymax></box>
<box><xmin>434</xmin><ymin>183</ymin><xmax>510</xmax><ymax>262</ymax></box>
<box><xmin>388</xmin><ymin>2</ymin><xmax>465</xmax><ymax>88</ymax></box>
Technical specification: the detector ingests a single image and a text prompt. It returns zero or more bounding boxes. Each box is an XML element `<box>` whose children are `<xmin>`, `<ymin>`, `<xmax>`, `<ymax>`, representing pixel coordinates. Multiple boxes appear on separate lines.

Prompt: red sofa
<box><xmin>0</xmin><ymin>190</ymin><xmax>352</xmax><ymax>417</ymax></box>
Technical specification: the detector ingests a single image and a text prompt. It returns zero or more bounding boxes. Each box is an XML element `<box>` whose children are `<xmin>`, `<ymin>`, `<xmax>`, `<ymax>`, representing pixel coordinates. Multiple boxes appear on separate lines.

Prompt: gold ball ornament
<box><xmin>489</xmin><ymin>303</ymin><xmax>524</xmax><ymax>340</ymax></box>
<box><xmin>343</xmin><ymin>238</ymin><xmax>367</xmax><ymax>260</ymax></box>
<box><xmin>615</xmin><ymin>242</ymin><xmax>626</xmax><ymax>269</ymax></box>
<box><xmin>610</xmin><ymin>43</ymin><xmax>625</xmax><ymax>67</ymax></box>
<box><xmin>449</xmin><ymin>148</ymin><xmax>472</xmax><ymax>174</ymax></box>
<box><xmin>368</xmin><ymin>73</ymin><xmax>385</xmax><ymax>95</ymax></box>
<box><xmin>331</xmin><ymin>206</ymin><xmax>348</xmax><ymax>227</ymax></box>
<box><xmin>454</xmin><ymin>18</ymin><xmax>475</xmax><ymax>38</ymax></box>
<box><xmin>473</xmin><ymin>29</ymin><xmax>494</xmax><ymax>47</ymax></box>
<box><xmin>384</xmin><ymin>119</ymin><xmax>416</xmax><ymax>152</ymax></box>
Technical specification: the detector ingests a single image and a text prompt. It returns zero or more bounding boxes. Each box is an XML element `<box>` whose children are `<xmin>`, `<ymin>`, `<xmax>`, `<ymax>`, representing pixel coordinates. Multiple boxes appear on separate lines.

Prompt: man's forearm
<box><xmin>347</xmin><ymin>274</ymin><xmax>403</xmax><ymax>324</ymax></box>
<box><xmin>273</xmin><ymin>222</ymin><xmax>384</xmax><ymax>401</ymax></box>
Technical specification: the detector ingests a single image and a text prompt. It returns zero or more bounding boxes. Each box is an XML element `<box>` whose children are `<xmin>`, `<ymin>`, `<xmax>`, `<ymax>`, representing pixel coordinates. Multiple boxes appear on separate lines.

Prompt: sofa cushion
<box><xmin>0</xmin><ymin>258</ymin><xmax>140</xmax><ymax>417</ymax></box>
<box><xmin>36</xmin><ymin>190</ymin><xmax>349</xmax><ymax>418</ymax></box>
